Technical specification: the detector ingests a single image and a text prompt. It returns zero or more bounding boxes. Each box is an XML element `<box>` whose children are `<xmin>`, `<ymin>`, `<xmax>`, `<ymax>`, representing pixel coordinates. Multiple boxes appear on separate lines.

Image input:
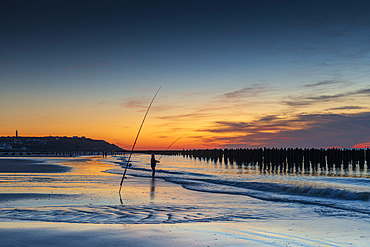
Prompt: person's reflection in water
<box><xmin>150</xmin><ymin>178</ymin><xmax>156</xmax><ymax>201</ymax></box>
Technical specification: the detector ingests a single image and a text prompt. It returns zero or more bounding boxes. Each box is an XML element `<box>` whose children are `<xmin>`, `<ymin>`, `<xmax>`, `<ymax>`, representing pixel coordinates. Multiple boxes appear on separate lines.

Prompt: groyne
<box><xmin>142</xmin><ymin>148</ymin><xmax>369</xmax><ymax>173</ymax></box>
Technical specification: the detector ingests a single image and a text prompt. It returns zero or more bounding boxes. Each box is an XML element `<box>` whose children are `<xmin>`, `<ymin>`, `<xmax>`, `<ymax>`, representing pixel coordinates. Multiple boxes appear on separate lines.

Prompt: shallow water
<box><xmin>110</xmin><ymin>154</ymin><xmax>370</xmax><ymax>216</ymax></box>
<box><xmin>0</xmin><ymin>154</ymin><xmax>369</xmax><ymax>246</ymax></box>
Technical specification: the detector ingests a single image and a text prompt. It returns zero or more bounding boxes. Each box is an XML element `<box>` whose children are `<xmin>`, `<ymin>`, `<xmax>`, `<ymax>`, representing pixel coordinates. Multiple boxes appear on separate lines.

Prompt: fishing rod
<box><xmin>119</xmin><ymin>87</ymin><xmax>161</xmax><ymax>193</ymax></box>
<box><xmin>158</xmin><ymin>135</ymin><xmax>185</xmax><ymax>161</ymax></box>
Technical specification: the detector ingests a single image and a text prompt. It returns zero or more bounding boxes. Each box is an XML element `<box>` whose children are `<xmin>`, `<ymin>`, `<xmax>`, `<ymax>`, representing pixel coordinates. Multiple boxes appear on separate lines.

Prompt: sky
<box><xmin>1</xmin><ymin>0</ymin><xmax>370</xmax><ymax>150</ymax></box>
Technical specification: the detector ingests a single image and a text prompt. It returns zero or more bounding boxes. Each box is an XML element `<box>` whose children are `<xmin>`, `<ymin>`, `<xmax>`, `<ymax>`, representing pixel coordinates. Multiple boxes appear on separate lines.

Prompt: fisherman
<box><xmin>150</xmin><ymin>154</ymin><xmax>160</xmax><ymax>178</ymax></box>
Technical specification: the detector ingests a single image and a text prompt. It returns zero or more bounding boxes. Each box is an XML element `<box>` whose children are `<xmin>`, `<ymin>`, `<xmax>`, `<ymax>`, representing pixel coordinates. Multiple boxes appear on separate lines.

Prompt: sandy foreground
<box><xmin>0</xmin><ymin>156</ymin><xmax>368</xmax><ymax>246</ymax></box>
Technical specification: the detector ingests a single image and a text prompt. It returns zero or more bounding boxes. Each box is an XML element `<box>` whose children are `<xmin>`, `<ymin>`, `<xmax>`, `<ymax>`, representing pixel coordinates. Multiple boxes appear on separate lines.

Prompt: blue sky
<box><xmin>1</xmin><ymin>0</ymin><xmax>369</xmax><ymax>149</ymax></box>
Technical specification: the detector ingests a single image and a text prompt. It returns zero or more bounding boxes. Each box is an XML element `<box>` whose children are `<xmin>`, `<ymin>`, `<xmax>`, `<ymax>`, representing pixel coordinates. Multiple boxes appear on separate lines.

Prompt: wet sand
<box><xmin>0</xmin><ymin>156</ymin><xmax>368</xmax><ymax>246</ymax></box>
<box><xmin>0</xmin><ymin>159</ymin><xmax>71</xmax><ymax>173</ymax></box>
<box><xmin>2</xmin><ymin>219</ymin><xmax>368</xmax><ymax>247</ymax></box>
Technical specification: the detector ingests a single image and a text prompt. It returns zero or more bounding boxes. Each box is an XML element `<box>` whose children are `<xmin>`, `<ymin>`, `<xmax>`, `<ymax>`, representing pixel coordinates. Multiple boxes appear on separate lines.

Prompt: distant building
<box><xmin>15</xmin><ymin>130</ymin><xmax>18</xmax><ymax>138</ymax></box>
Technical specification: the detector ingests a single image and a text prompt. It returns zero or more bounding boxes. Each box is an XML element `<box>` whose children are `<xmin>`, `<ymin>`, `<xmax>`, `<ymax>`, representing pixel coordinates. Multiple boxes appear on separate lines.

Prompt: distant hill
<box><xmin>0</xmin><ymin>136</ymin><xmax>124</xmax><ymax>152</ymax></box>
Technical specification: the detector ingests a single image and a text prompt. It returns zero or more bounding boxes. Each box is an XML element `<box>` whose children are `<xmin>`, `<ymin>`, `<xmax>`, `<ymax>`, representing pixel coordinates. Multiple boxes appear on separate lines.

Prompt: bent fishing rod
<box><xmin>157</xmin><ymin>135</ymin><xmax>185</xmax><ymax>161</ymax></box>
<box><xmin>119</xmin><ymin>87</ymin><xmax>161</xmax><ymax>193</ymax></box>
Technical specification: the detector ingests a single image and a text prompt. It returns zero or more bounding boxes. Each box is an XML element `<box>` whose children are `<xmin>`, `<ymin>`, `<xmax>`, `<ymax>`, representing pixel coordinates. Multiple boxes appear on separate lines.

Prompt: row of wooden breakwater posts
<box><xmin>0</xmin><ymin>151</ymin><xmax>122</xmax><ymax>157</ymax></box>
<box><xmin>146</xmin><ymin>148</ymin><xmax>370</xmax><ymax>172</ymax></box>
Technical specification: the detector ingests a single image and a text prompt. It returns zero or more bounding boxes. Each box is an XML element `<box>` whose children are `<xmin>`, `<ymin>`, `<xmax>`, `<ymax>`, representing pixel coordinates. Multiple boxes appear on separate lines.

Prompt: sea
<box><xmin>109</xmin><ymin>154</ymin><xmax>370</xmax><ymax>221</ymax></box>
<box><xmin>0</xmin><ymin>153</ymin><xmax>369</xmax><ymax>246</ymax></box>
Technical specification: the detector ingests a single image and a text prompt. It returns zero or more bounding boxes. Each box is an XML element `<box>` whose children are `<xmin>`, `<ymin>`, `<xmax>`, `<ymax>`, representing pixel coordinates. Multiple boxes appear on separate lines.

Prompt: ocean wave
<box><xmin>168</xmin><ymin>178</ymin><xmax>370</xmax><ymax>215</ymax></box>
<box><xmin>192</xmin><ymin>178</ymin><xmax>370</xmax><ymax>202</ymax></box>
<box><xmin>107</xmin><ymin>167</ymin><xmax>370</xmax><ymax>201</ymax></box>
<box><xmin>106</xmin><ymin>165</ymin><xmax>370</xmax><ymax>215</ymax></box>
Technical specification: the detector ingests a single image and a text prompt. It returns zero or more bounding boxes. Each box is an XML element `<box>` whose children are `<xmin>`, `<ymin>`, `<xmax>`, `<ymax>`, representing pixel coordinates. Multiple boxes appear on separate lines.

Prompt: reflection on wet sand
<box><xmin>150</xmin><ymin>178</ymin><xmax>156</xmax><ymax>201</ymax></box>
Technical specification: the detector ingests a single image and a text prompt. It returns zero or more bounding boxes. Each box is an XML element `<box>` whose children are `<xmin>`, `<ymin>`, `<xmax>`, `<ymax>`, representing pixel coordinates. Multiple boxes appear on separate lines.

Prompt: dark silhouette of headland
<box><xmin>0</xmin><ymin>135</ymin><xmax>124</xmax><ymax>153</ymax></box>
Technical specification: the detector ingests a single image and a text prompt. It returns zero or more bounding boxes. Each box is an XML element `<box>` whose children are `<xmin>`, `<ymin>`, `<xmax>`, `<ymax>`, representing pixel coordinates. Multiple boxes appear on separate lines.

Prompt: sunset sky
<box><xmin>1</xmin><ymin>0</ymin><xmax>370</xmax><ymax>149</ymax></box>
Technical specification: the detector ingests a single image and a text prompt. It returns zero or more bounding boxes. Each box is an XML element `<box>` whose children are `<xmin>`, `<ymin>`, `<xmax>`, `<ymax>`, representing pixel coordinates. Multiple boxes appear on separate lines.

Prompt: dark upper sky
<box><xmin>3</xmin><ymin>0</ymin><xmax>369</xmax><ymax>62</ymax></box>
<box><xmin>1</xmin><ymin>0</ymin><xmax>370</xmax><ymax>148</ymax></box>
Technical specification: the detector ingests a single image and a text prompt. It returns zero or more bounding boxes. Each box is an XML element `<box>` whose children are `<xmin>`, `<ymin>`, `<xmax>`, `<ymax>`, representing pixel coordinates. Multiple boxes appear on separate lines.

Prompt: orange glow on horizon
<box><xmin>352</xmin><ymin>143</ymin><xmax>370</xmax><ymax>149</ymax></box>
<box><xmin>1</xmin><ymin>85</ymin><xmax>369</xmax><ymax>150</ymax></box>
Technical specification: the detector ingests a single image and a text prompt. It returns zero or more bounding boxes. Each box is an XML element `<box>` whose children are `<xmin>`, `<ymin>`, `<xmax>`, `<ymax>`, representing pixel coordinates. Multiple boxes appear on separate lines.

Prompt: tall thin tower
<box><xmin>15</xmin><ymin>130</ymin><xmax>18</xmax><ymax>138</ymax></box>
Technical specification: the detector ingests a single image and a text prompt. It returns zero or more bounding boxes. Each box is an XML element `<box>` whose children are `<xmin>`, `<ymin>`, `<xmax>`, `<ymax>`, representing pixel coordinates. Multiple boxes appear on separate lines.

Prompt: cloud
<box><xmin>121</xmin><ymin>98</ymin><xmax>149</xmax><ymax>109</ymax></box>
<box><xmin>356</xmin><ymin>88</ymin><xmax>370</xmax><ymax>95</ymax></box>
<box><xmin>205</xmin><ymin>124</ymin><xmax>269</xmax><ymax>135</ymax></box>
<box><xmin>156</xmin><ymin>135</ymin><xmax>170</xmax><ymax>139</ymax></box>
<box><xmin>206</xmin><ymin>121</ymin><xmax>253</xmax><ymax>133</ymax></box>
<box><xmin>157</xmin><ymin>112</ymin><xmax>213</xmax><ymax>121</ymax></box>
<box><xmin>304</xmin><ymin>80</ymin><xmax>344</xmax><ymax>87</ymax></box>
<box><xmin>258</xmin><ymin>115</ymin><xmax>280</xmax><ymax>122</ymax></box>
<box><xmin>306</xmin><ymin>92</ymin><xmax>349</xmax><ymax>101</ymax></box>
<box><xmin>273</xmin><ymin>112</ymin><xmax>370</xmax><ymax>148</ymax></box>
<box><xmin>326</xmin><ymin>106</ymin><xmax>364</xmax><ymax>111</ymax></box>
<box><xmin>307</xmin><ymin>88</ymin><xmax>370</xmax><ymax>101</ymax></box>
<box><xmin>120</xmin><ymin>97</ymin><xmax>175</xmax><ymax>112</ymax></box>
<box><xmin>221</xmin><ymin>84</ymin><xmax>266</xmax><ymax>99</ymax></box>
<box><xmin>283</xmin><ymin>100</ymin><xmax>312</xmax><ymax>107</ymax></box>
<box><xmin>156</xmin><ymin>104</ymin><xmax>238</xmax><ymax>122</ymax></box>
<box><xmin>284</xmin><ymin>88</ymin><xmax>370</xmax><ymax>107</ymax></box>
<box><xmin>201</xmin><ymin>114</ymin><xmax>292</xmax><ymax>134</ymax></box>
<box><xmin>200</xmin><ymin>112</ymin><xmax>370</xmax><ymax>148</ymax></box>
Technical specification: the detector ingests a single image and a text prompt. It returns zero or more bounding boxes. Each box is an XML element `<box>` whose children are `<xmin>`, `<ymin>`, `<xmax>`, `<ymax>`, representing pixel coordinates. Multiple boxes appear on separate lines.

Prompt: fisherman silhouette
<box><xmin>150</xmin><ymin>154</ymin><xmax>160</xmax><ymax>178</ymax></box>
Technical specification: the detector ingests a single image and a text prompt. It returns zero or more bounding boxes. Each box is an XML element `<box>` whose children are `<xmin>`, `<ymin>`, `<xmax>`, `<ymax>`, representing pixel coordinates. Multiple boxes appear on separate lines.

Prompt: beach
<box><xmin>0</xmin><ymin>155</ymin><xmax>369</xmax><ymax>246</ymax></box>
